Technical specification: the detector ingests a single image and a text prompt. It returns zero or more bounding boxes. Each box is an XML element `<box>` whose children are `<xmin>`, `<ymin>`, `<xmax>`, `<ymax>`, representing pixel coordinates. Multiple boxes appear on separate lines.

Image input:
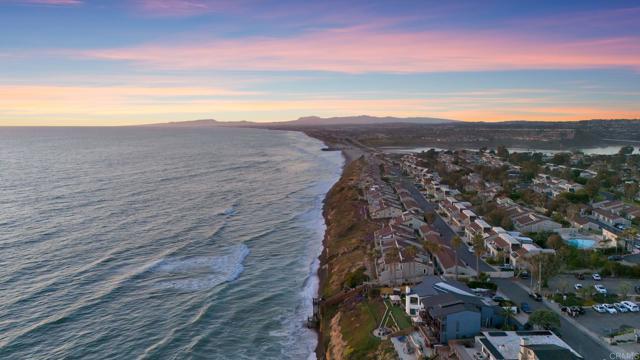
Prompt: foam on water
<box><xmin>151</xmin><ymin>244</ymin><xmax>250</xmax><ymax>291</ymax></box>
<box><xmin>0</xmin><ymin>127</ymin><xmax>344</xmax><ymax>359</ymax></box>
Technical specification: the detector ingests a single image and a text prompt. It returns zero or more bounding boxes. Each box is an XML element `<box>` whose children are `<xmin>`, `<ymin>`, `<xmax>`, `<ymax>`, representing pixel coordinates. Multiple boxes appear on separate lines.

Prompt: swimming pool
<box><xmin>566</xmin><ymin>238</ymin><xmax>596</xmax><ymax>249</ymax></box>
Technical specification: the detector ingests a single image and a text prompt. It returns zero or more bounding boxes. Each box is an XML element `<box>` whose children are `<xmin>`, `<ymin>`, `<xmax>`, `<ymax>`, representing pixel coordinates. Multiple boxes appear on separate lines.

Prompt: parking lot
<box><xmin>548</xmin><ymin>274</ymin><xmax>640</xmax><ymax>299</ymax></box>
<box><xmin>579</xmin><ymin>307</ymin><xmax>640</xmax><ymax>337</ymax></box>
<box><xmin>545</xmin><ymin>274</ymin><xmax>640</xmax><ymax>338</ymax></box>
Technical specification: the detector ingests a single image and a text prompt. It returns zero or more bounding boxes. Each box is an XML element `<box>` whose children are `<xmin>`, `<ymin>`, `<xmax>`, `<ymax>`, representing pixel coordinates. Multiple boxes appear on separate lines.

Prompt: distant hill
<box><xmin>281</xmin><ymin>115</ymin><xmax>456</xmax><ymax>126</ymax></box>
<box><xmin>141</xmin><ymin>115</ymin><xmax>457</xmax><ymax>128</ymax></box>
<box><xmin>140</xmin><ymin>119</ymin><xmax>251</xmax><ymax>127</ymax></box>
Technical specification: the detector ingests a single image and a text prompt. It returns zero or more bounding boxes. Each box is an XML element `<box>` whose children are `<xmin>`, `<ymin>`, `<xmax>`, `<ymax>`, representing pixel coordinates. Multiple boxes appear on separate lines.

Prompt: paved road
<box><xmin>494</xmin><ymin>278</ymin><xmax>612</xmax><ymax>360</ymax></box>
<box><xmin>396</xmin><ymin>175</ymin><xmax>493</xmax><ymax>273</ymax></box>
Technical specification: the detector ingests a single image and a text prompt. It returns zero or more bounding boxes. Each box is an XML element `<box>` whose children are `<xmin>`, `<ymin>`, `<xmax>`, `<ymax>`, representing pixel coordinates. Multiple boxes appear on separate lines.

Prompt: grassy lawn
<box><xmin>386</xmin><ymin>300</ymin><xmax>412</xmax><ymax>330</ymax></box>
<box><xmin>340</xmin><ymin>299</ymin><xmax>385</xmax><ymax>359</ymax></box>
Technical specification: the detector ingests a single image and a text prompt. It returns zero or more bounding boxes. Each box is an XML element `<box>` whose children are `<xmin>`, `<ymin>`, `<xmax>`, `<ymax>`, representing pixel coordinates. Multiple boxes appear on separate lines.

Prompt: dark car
<box><xmin>519</xmin><ymin>271</ymin><xmax>530</xmax><ymax>279</ymax></box>
<box><xmin>574</xmin><ymin>273</ymin><xmax>585</xmax><ymax>280</ymax></box>
<box><xmin>608</xmin><ymin>255</ymin><xmax>623</xmax><ymax>261</ymax></box>
<box><xmin>529</xmin><ymin>292</ymin><xmax>543</xmax><ymax>302</ymax></box>
<box><xmin>571</xmin><ymin>306</ymin><xmax>585</xmax><ymax>315</ymax></box>
<box><xmin>492</xmin><ymin>295</ymin><xmax>507</xmax><ymax>303</ymax></box>
<box><xmin>521</xmin><ymin>302</ymin><xmax>532</xmax><ymax>314</ymax></box>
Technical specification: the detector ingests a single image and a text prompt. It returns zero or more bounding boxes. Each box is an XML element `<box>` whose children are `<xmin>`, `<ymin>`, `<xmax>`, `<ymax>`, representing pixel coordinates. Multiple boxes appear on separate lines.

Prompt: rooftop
<box><xmin>478</xmin><ymin>330</ymin><xmax>582</xmax><ymax>360</ymax></box>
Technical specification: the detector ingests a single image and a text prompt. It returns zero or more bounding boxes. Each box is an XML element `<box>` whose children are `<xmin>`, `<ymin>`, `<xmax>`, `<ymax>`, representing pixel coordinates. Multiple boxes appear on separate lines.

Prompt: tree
<box><xmin>621</xmin><ymin>228</ymin><xmax>638</xmax><ymax>253</ymax></box>
<box><xmin>529</xmin><ymin>309</ymin><xmax>561</xmax><ymax>330</ymax></box>
<box><xmin>424</xmin><ymin>212</ymin><xmax>436</xmax><ymax>224</ymax></box>
<box><xmin>619</xmin><ymin>282</ymin><xmax>632</xmax><ymax>300</ymax></box>
<box><xmin>527</xmin><ymin>253</ymin><xmax>562</xmax><ymax>292</ymax></box>
<box><xmin>496</xmin><ymin>145</ymin><xmax>509</xmax><ymax>160</ymax></box>
<box><xmin>546</xmin><ymin>234</ymin><xmax>565</xmax><ymax>251</ymax></box>
<box><xmin>472</xmin><ymin>233</ymin><xmax>485</xmax><ymax>279</ymax></box>
<box><xmin>423</xmin><ymin>240</ymin><xmax>442</xmax><ymax>261</ymax></box>
<box><xmin>451</xmin><ymin>236</ymin><xmax>463</xmax><ymax>280</ymax></box>
<box><xmin>404</xmin><ymin>245</ymin><xmax>418</xmax><ymax>280</ymax></box>
<box><xmin>624</xmin><ymin>182</ymin><xmax>639</xmax><ymax>201</ymax></box>
<box><xmin>585</xmin><ymin>178</ymin><xmax>601</xmax><ymax>198</ymax></box>
<box><xmin>577</xmin><ymin>286</ymin><xmax>591</xmax><ymax>301</ymax></box>
<box><xmin>500</xmin><ymin>307</ymin><xmax>517</xmax><ymax>330</ymax></box>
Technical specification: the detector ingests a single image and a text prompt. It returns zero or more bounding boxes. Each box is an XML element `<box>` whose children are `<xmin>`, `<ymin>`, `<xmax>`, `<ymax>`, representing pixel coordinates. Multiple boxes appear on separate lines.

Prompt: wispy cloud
<box><xmin>75</xmin><ymin>26</ymin><xmax>640</xmax><ymax>73</ymax></box>
<box><xmin>3</xmin><ymin>0</ymin><xmax>83</xmax><ymax>5</ymax></box>
<box><xmin>133</xmin><ymin>0</ymin><xmax>239</xmax><ymax>17</ymax></box>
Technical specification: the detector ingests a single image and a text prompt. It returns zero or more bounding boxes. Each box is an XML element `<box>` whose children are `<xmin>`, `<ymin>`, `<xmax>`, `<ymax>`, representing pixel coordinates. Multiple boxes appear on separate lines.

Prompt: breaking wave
<box><xmin>151</xmin><ymin>244</ymin><xmax>250</xmax><ymax>291</ymax></box>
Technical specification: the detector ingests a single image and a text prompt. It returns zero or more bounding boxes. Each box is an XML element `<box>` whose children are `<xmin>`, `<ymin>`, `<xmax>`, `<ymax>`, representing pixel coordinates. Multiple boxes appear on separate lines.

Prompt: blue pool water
<box><xmin>566</xmin><ymin>238</ymin><xmax>596</xmax><ymax>249</ymax></box>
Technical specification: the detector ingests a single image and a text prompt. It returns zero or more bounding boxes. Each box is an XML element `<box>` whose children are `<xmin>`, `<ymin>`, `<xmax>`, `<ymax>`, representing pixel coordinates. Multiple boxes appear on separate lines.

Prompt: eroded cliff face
<box><xmin>317</xmin><ymin>157</ymin><xmax>396</xmax><ymax>360</ymax></box>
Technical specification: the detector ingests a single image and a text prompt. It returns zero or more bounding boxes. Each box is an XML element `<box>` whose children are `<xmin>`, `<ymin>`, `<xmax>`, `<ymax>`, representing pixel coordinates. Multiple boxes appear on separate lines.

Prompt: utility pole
<box><xmin>538</xmin><ymin>259</ymin><xmax>542</xmax><ymax>294</ymax></box>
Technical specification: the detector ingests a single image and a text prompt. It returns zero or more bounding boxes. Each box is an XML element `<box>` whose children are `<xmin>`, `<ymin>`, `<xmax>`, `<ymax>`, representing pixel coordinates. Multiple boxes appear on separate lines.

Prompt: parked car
<box><xmin>499</xmin><ymin>264</ymin><xmax>514</xmax><ymax>272</ymax></box>
<box><xmin>521</xmin><ymin>302</ymin><xmax>532</xmax><ymax>314</ymax></box>
<box><xmin>519</xmin><ymin>271</ymin><xmax>530</xmax><ymax>279</ymax></box>
<box><xmin>571</xmin><ymin>306</ymin><xmax>585</xmax><ymax>315</ymax></box>
<box><xmin>565</xmin><ymin>306</ymin><xmax>583</xmax><ymax>317</ymax></box>
<box><xmin>592</xmin><ymin>273</ymin><xmax>602</xmax><ymax>281</ymax></box>
<box><xmin>608</xmin><ymin>255</ymin><xmax>623</xmax><ymax>261</ymax></box>
<box><xmin>635</xmin><ymin>285</ymin><xmax>640</xmax><ymax>294</ymax></box>
<box><xmin>621</xmin><ymin>301</ymin><xmax>640</xmax><ymax>312</ymax></box>
<box><xmin>575</xmin><ymin>273</ymin><xmax>585</xmax><ymax>280</ymax></box>
<box><xmin>529</xmin><ymin>292</ymin><xmax>542</xmax><ymax>302</ymax></box>
<box><xmin>574</xmin><ymin>283</ymin><xmax>583</xmax><ymax>290</ymax></box>
<box><xmin>614</xmin><ymin>303</ymin><xmax>629</xmax><ymax>313</ymax></box>
<box><xmin>592</xmin><ymin>304</ymin><xmax>606</xmax><ymax>313</ymax></box>
<box><xmin>594</xmin><ymin>284</ymin><xmax>607</xmax><ymax>294</ymax></box>
<box><xmin>603</xmin><ymin>303</ymin><xmax>618</xmax><ymax>314</ymax></box>
<box><xmin>492</xmin><ymin>295</ymin><xmax>507</xmax><ymax>303</ymax></box>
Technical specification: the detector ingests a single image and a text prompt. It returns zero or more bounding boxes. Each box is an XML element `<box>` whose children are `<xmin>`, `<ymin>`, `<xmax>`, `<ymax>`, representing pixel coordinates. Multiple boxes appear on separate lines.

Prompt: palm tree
<box><xmin>621</xmin><ymin>228</ymin><xmax>638</xmax><ymax>253</ymax></box>
<box><xmin>423</xmin><ymin>240</ymin><xmax>442</xmax><ymax>274</ymax></box>
<box><xmin>451</xmin><ymin>236</ymin><xmax>463</xmax><ymax>280</ymax></box>
<box><xmin>472</xmin><ymin>233</ymin><xmax>485</xmax><ymax>279</ymax></box>
<box><xmin>404</xmin><ymin>245</ymin><xmax>418</xmax><ymax>281</ymax></box>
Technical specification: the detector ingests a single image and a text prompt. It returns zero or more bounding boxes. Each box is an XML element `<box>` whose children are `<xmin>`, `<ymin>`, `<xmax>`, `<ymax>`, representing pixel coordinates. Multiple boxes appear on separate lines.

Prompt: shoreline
<box><xmin>304</xmin><ymin>131</ymin><xmax>365</xmax><ymax>360</ymax></box>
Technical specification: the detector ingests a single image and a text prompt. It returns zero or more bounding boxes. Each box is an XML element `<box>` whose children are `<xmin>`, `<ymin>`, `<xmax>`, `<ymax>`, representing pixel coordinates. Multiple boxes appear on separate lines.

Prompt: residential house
<box><xmin>570</xmin><ymin>217</ymin><xmax>600</xmax><ymax>232</ymax></box>
<box><xmin>474</xmin><ymin>330</ymin><xmax>583</xmax><ymax>360</ymax></box>
<box><xmin>592</xmin><ymin>208</ymin><xmax>631</xmax><ymax>227</ymax></box>
<box><xmin>510</xmin><ymin>244</ymin><xmax>556</xmax><ymax>270</ymax></box>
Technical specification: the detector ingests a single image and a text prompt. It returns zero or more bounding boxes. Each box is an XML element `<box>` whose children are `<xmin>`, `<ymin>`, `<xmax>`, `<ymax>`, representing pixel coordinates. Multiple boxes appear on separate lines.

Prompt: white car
<box><xmin>614</xmin><ymin>303</ymin><xmax>629</xmax><ymax>313</ymax></box>
<box><xmin>592</xmin><ymin>304</ymin><xmax>606</xmax><ymax>313</ymax></box>
<box><xmin>594</xmin><ymin>284</ymin><xmax>607</xmax><ymax>294</ymax></box>
<box><xmin>574</xmin><ymin>283</ymin><xmax>583</xmax><ymax>290</ymax></box>
<box><xmin>592</xmin><ymin>273</ymin><xmax>602</xmax><ymax>281</ymax></box>
<box><xmin>603</xmin><ymin>303</ymin><xmax>618</xmax><ymax>314</ymax></box>
<box><xmin>621</xmin><ymin>301</ymin><xmax>640</xmax><ymax>312</ymax></box>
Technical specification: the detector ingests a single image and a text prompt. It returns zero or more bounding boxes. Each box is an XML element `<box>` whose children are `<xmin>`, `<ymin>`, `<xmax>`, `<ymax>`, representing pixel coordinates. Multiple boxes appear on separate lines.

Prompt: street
<box><xmin>494</xmin><ymin>278</ymin><xmax>612</xmax><ymax>360</ymax></box>
<box><xmin>397</xmin><ymin>175</ymin><xmax>494</xmax><ymax>273</ymax></box>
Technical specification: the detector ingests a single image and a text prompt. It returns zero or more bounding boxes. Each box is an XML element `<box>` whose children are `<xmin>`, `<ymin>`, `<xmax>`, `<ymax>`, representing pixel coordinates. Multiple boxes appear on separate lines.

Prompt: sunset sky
<box><xmin>1</xmin><ymin>0</ymin><xmax>640</xmax><ymax>126</ymax></box>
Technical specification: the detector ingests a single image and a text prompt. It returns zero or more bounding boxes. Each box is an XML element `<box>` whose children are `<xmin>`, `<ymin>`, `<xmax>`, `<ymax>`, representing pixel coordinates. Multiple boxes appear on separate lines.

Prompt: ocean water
<box><xmin>0</xmin><ymin>127</ymin><xmax>343</xmax><ymax>359</ymax></box>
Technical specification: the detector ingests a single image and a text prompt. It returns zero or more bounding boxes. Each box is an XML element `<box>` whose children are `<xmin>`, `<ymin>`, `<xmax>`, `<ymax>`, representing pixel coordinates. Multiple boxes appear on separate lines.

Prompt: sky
<box><xmin>1</xmin><ymin>0</ymin><xmax>640</xmax><ymax>126</ymax></box>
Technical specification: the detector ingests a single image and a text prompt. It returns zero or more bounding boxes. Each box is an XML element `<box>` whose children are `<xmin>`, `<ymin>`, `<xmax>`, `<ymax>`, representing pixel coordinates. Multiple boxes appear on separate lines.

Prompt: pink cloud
<box><xmin>77</xmin><ymin>27</ymin><xmax>640</xmax><ymax>73</ymax></box>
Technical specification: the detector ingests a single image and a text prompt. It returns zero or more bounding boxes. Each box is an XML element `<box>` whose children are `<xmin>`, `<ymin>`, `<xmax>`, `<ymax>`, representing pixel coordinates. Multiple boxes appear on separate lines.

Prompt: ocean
<box><xmin>0</xmin><ymin>127</ymin><xmax>344</xmax><ymax>359</ymax></box>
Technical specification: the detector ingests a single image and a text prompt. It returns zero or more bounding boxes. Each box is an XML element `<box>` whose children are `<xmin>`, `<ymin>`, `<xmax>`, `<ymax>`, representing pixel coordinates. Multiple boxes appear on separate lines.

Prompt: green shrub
<box><xmin>344</xmin><ymin>267</ymin><xmax>369</xmax><ymax>288</ymax></box>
